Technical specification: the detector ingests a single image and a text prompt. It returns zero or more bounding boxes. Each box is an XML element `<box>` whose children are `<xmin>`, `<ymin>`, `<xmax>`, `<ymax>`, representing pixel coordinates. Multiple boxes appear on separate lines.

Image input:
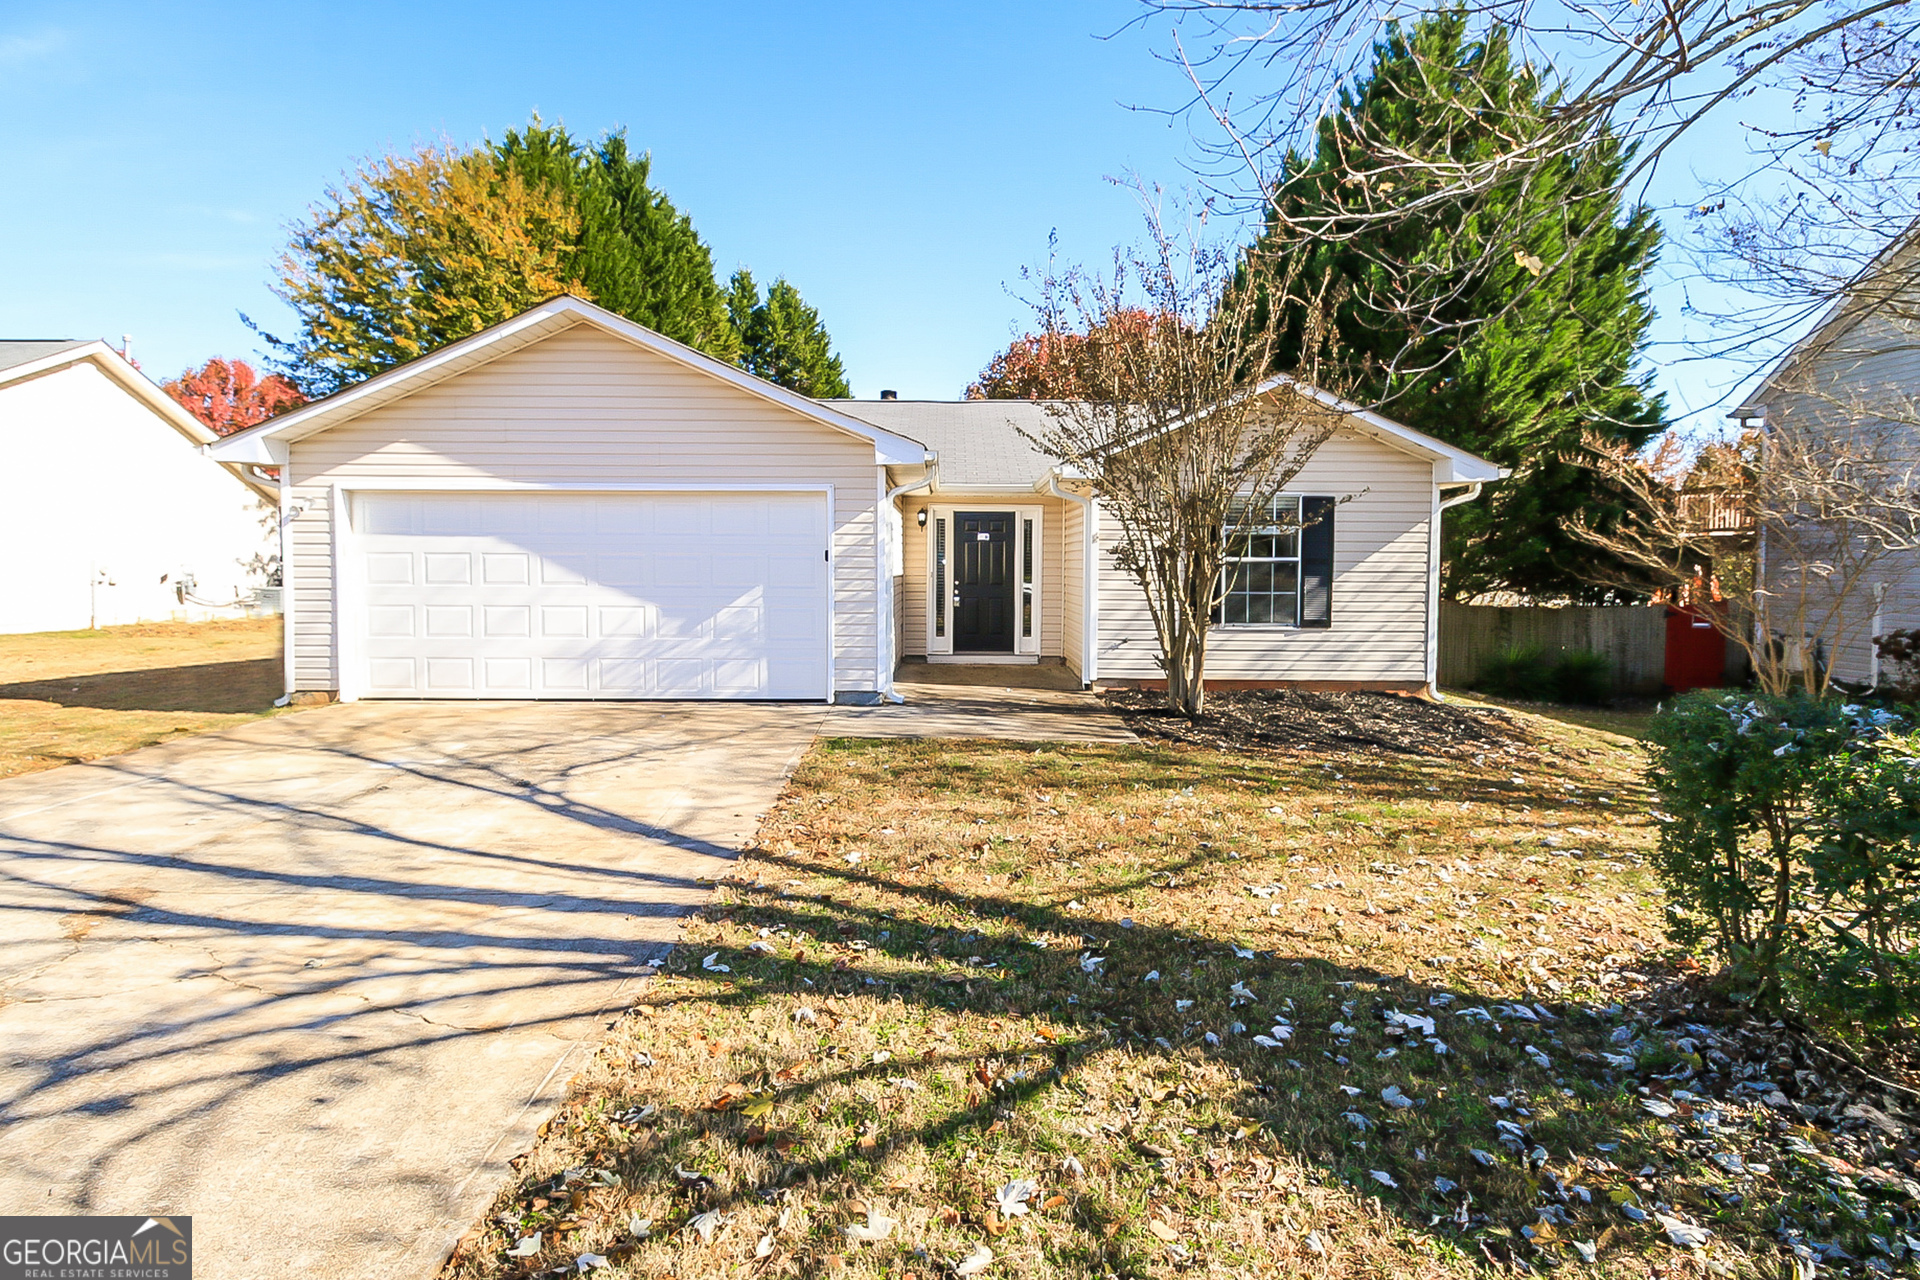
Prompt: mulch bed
<box><xmin>1101</xmin><ymin>687</ymin><xmax>1538</xmax><ymax>759</ymax></box>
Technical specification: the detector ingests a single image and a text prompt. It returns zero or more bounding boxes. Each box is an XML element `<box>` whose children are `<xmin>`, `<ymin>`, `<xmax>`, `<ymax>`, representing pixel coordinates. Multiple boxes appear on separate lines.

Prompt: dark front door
<box><xmin>953</xmin><ymin>511</ymin><xmax>1015</xmax><ymax>651</ymax></box>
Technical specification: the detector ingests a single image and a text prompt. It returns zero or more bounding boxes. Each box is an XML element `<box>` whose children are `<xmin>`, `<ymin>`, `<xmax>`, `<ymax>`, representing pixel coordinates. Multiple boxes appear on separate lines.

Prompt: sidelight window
<box><xmin>1021</xmin><ymin>518</ymin><xmax>1033</xmax><ymax>638</ymax></box>
<box><xmin>934</xmin><ymin>516</ymin><xmax>947</xmax><ymax>638</ymax></box>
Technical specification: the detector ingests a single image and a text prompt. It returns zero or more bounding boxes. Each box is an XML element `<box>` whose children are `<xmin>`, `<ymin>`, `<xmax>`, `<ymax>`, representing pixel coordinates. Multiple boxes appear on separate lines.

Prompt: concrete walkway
<box><xmin>0</xmin><ymin>702</ymin><xmax>823</xmax><ymax>1279</ymax></box>
<box><xmin>821</xmin><ymin>665</ymin><xmax>1136</xmax><ymax>743</ymax></box>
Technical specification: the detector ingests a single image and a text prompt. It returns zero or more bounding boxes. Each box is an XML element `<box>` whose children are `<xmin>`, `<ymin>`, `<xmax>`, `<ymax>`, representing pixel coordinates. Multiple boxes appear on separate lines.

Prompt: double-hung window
<box><xmin>1219</xmin><ymin>496</ymin><xmax>1302</xmax><ymax>625</ymax></box>
<box><xmin>1217</xmin><ymin>494</ymin><xmax>1337</xmax><ymax>628</ymax></box>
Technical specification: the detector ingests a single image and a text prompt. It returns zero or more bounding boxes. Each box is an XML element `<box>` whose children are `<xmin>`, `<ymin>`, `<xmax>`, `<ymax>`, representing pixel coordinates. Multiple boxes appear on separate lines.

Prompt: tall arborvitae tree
<box><xmin>1256</xmin><ymin>11</ymin><xmax>1665</xmax><ymax>602</ymax></box>
<box><xmin>726</xmin><ymin>269</ymin><xmax>851</xmax><ymax>397</ymax></box>
<box><xmin>491</xmin><ymin>122</ymin><xmax>741</xmax><ymax>363</ymax></box>
<box><xmin>261</xmin><ymin>119</ymin><xmax>847</xmax><ymax>397</ymax></box>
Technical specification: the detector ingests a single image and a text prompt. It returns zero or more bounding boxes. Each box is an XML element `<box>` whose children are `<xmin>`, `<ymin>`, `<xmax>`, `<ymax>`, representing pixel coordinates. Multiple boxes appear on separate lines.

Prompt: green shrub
<box><xmin>1474</xmin><ymin>646</ymin><xmax>1612</xmax><ymax>704</ymax></box>
<box><xmin>1805</xmin><ymin>724</ymin><xmax>1920</xmax><ymax>1026</ymax></box>
<box><xmin>1551</xmin><ymin>650</ymin><xmax>1612</xmax><ymax>705</ymax></box>
<box><xmin>1646</xmin><ymin>690</ymin><xmax>1920</xmax><ymax>1032</ymax></box>
<box><xmin>1474</xmin><ymin>645</ymin><xmax>1557</xmax><ymax>700</ymax></box>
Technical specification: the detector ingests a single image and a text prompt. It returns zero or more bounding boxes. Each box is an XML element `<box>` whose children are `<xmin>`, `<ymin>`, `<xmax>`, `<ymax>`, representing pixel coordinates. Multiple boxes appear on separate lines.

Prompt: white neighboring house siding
<box><xmin>284</xmin><ymin>323</ymin><xmax>881</xmax><ymax>695</ymax></box>
<box><xmin>1095</xmin><ymin>431</ymin><xmax>1434</xmax><ymax>685</ymax></box>
<box><xmin>0</xmin><ymin>359</ymin><xmax>270</xmax><ymax>634</ymax></box>
<box><xmin>1757</xmin><ymin>308</ymin><xmax>1920</xmax><ymax>687</ymax></box>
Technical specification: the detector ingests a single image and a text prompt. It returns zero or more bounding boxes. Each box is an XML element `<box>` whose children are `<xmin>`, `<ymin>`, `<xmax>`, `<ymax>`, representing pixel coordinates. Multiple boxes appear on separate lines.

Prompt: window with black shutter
<box><xmin>1216</xmin><ymin>495</ymin><xmax>1335</xmax><ymax>627</ymax></box>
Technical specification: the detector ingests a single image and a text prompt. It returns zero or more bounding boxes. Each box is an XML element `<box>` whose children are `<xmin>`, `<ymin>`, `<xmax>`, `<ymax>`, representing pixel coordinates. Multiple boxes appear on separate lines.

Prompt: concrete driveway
<box><xmin>0</xmin><ymin>701</ymin><xmax>823</xmax><ymax>1278</ymax></box>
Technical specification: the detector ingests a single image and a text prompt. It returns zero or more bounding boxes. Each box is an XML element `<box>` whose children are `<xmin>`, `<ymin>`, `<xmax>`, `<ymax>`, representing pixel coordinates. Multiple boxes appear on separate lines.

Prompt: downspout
<box><xmin>1426</xmin><ymin>481</ymin><xmax>1485</xmax><ymax>701</ymax></box>
<box><xmin>1047</xmin><ymin>472</ymin><xmax>1098</xmax><ymax>687</ymax></box>
<box><xmin>1870</xmin><ymin>581</ymin><xmax>1888</xmax><ymax>690</ymax></box>
<box><xmin>880</xmin><ymin>457</ymin><xmax>939</xmax><ymax>704</ymax></box>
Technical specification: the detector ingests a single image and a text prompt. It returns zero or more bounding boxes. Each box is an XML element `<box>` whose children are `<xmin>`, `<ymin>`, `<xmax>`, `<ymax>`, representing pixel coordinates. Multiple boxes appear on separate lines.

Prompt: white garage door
<box><xmin>351</xmin><ymin>491</ymin><xmax>830</xmax><ymax>700</ymax></box>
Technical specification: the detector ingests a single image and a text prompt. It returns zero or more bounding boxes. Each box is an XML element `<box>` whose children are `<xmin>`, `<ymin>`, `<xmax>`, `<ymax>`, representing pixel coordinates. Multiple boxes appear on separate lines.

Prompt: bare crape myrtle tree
<box><xmin>1569</xmin><ymin>417</ymin><xmax>1920</xmax><ymax>694</ymax></box>
<box><xmin>1017</xmin><ymin>206</ymin><xmax>1355</xmax><ymax>720</ymax></box>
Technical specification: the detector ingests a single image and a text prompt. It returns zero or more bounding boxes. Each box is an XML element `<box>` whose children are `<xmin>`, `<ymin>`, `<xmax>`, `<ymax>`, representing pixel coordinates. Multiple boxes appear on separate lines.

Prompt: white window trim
<box><xmin>924</xmin><ymin>503</ymin><xmax>1044</xmax><ymax>656</ymax></box>
<box><xmin>1215</xmin><ymin>494</ymin><xmax>1308</xmax><ymax>631</ymax></box>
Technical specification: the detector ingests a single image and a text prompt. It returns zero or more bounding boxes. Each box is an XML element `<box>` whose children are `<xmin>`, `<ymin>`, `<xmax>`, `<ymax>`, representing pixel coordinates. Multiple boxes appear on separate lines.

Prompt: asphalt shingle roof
<box><xmin>0</xmin><ymin>339</ymin><xmax>91</xmax><ymax>377</ymax></box>
<box><xmin>827</xmin><ymin>399</ymin><xmax>1062</xmax><ymax>489</ymax></box>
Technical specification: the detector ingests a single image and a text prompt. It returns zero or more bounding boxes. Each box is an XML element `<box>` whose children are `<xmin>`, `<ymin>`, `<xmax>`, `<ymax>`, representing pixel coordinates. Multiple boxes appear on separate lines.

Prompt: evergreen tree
<box><xmin>1255</xmin><ymin>10</ymin><xmax>1665</xmax><ymax>601</ymax></box>
<box><xmin>491</xmin><ymin>122</ymin><xmax>741</xmax><ymax>363</ymax></box>
<box><xmin>726</xmin><ymin>269</ymin><xmax>852</xmax><ymax>397</ymax></box>
<box><xmin>262</xmin><ymin>118</ymin><xmax>849</xmax><ymax>398</ymax></box>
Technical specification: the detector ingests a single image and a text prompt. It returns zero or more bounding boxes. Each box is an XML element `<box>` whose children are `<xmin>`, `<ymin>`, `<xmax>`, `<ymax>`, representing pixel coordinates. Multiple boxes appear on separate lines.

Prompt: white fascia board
<box><xmin>205</xmin><ymin>433</ymin><xmax>290</xmax><ymax>466</ymax></box>
<box><xmin>935</xmin><ymin>482</ymin><xmax>1052</xmax><ymax>497</ymax></box>
<box><xmin>1255</xmin><ymin>376</ymin><xmax>1505</xmax><ymax>484</ymax></box>
<box><xmin>209</xmin><ymin>296</ymin><xmax>930</xmax><ymax>467</ymax></box>
<box><xmin>0</xmin><ymin>341</ymin><xmax>115</xmax><ymax>392</ymax></box>
<box><xmin>1042</xmin><ymin>463</ymin><xmax>1093</xmax><ymax>485</ymax></box>
<box><xmin>870</xmin><ymin>433</ymin><xmax>932</xmax><ymax>467</ymax></box>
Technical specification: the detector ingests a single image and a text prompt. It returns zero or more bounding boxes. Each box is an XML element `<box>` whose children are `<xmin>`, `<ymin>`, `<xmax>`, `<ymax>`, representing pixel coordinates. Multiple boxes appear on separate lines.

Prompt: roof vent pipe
<box><xmin>879</xmin><ymin>389</ymin><xmax>898</xmax><ymax>400</ymax></box>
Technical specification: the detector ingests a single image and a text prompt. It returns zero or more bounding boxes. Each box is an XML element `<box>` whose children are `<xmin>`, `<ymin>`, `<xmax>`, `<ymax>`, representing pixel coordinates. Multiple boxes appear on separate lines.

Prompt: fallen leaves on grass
<box><xmin>440</xmin><ymin>728</ymin><xmax>1919</xmax><ymax>1280</ymax></box>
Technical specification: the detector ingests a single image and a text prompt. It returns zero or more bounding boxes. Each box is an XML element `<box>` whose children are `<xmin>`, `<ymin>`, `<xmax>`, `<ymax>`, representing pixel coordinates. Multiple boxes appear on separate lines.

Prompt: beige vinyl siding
<box><xmin>895</xmin><ymin>495</ymin><xmax>1069</xmax><ymax>658</ymax></box>
<box><xmin>287</xmin><ymin>487</ymin><xmax>336</xmax><ymax>688</ymax></box>
<box><xmin>1096</xmin><ymin>431</ymin><xmax>1434</xmax><ymax>684</ymax></box>
<box><xmin>1759</xmin><ymin>308</ymin><xmax>1920</xmax><ymax>686</ymax></box>
<box><xmin>1062</xmin><ymin>498</ymin><xmax>1085</xmax><ymax>679</ymax></box>
<box><xmin>285</xmin><ymin>321</ymin><xmax>880</xmax><ymax>695</ymax></box>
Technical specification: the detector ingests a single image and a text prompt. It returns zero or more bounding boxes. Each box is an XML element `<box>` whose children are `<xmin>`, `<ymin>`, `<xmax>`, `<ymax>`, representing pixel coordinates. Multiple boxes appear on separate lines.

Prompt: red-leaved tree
<box><xmin>162</xmin><ymin>357</ymin><xmax>305</xmax><ymax>436</ymax></box>
<box><xmin>966</xmin><ymin>308</ymin><xmax>1163</xmax><ymax>400</ymax></box>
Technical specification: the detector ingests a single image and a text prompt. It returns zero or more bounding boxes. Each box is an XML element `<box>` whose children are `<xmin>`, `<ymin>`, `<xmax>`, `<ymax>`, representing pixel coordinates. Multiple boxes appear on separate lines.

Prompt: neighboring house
<box><xmin>1732</xmin><ymin>237</ymin><xmax>1920</xmax><ymax>688</ymax></box>
<box><xmin>0</xmin><ymin>340</ymin><xmax>277</xmax><ymax>635</ymax></box>
<box><xmin>207</xmin><ymin>295</ymin><xmax>1502</xmax><ymax>703</ymax></box>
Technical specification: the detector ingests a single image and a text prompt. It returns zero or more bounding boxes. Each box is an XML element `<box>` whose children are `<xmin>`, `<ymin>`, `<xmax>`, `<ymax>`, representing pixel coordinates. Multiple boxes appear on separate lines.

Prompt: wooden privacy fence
<box><xmin>1439</xmin><ymin>603</ymin><xmax>1668</xmax><ymax>694</ymax></box>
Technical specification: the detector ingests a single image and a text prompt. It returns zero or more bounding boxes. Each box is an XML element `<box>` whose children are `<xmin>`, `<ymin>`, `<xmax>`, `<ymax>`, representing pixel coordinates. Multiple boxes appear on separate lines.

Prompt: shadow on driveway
<box><xmin>0</xmin><ymin>699</ymin><xmax>823</xmax><ymax>1279</ymax></box>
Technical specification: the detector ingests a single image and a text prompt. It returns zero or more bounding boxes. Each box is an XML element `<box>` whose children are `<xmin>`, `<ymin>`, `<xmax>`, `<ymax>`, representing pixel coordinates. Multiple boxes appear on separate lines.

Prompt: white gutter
<box><xmin>879</xmin><ymin>458</ymin><xmax>940</xmax><ymax>703</ymax></box>
<box><xmin>1047</xmin><ymin>472</ymin><xmax>1099</xmax><ymax>686</ymax></box>
<box><xmin>1425</xmin><ymin>481</ymin><xmax>1485</xmax><ymax>700</ymax></box>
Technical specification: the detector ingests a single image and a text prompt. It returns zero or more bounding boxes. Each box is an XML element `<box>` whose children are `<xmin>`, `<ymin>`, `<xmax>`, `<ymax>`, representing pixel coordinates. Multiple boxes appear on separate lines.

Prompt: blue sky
<box><xmin>0</xmin><ymin>0</ymin><xmax>1778</xmax><ymax>425</ymax></box>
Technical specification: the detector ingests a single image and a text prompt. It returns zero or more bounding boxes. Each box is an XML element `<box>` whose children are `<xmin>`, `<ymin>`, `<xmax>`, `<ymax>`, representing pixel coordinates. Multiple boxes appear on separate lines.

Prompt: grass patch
<box><xmin>0</xmin><ymin>617</ymin><xmax>290</xmax><ymax>777</ymax></box>
<box><xmin>1442</xmin><ymin>689</ymin><xmax>1658</xmax><ymax>745</ymax></box>
<box><xmin>445</xmin><ymin>708</ymin><xmax>1906</xmax><ymax>1279</ymax></box>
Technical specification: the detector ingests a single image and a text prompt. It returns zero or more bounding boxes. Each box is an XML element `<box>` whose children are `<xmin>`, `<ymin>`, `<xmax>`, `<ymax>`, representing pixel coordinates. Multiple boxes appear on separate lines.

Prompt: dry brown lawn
<box><xmin>0</xmin><ymin>617</ymin><xmax>289</xmax><ymax>778</ymax></box>
<box><xmin>436</xmin><ymin>700</ymin><xmax>1903</xmax><ymax>1280</ymax></box>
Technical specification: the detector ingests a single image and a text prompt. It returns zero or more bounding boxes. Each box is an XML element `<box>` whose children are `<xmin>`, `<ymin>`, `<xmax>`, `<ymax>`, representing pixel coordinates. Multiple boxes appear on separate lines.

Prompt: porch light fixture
<box><xmin>916</xmin><ymin>508</ymin><xmax>928</xmax><ymax>528</ymax></box>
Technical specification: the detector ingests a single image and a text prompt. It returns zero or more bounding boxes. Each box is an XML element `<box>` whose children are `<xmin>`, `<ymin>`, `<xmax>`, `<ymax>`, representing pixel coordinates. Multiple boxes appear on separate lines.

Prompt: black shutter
<box><xmin>1300</xmin><ymin>496</ymin><xmax>1335</xmax><ymax>628</ymax></box>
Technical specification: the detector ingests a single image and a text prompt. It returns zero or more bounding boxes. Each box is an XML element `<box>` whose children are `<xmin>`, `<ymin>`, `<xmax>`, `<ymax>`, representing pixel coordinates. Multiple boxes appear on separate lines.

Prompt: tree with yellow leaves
<box><xmin>259</xmin><ymin>144</ymin><xmax>582</xmax><ymax>396</ymax></box>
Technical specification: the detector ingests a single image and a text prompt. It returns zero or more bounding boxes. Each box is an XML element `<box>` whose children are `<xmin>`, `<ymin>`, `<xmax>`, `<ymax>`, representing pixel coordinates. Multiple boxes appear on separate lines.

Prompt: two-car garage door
<box><xmin>350</xmin><ymin>491</ymin><xmax>829</xmax><ymax>700</ymax></box>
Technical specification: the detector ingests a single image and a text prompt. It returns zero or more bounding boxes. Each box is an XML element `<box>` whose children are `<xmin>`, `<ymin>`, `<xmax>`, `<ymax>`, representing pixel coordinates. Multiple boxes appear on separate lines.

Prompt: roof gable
<box><xmin>0</xmin><ymin>339</ymin><xmax>276</xmax><ymax>502</ymax></box>
<box><xmin>1733</xmin><ymin>219</ymin><xmax>1920</xmax><ymax>417</ymax></box>
<box><xmin>208</xmin><ymin>296</ymin><xmax>927</xmax><ymax>468</ymax></box>
<box><xmin>1254</xmin><ymin>377</ymin><xmax>1505</xmax><ymax>483</ymax></box>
